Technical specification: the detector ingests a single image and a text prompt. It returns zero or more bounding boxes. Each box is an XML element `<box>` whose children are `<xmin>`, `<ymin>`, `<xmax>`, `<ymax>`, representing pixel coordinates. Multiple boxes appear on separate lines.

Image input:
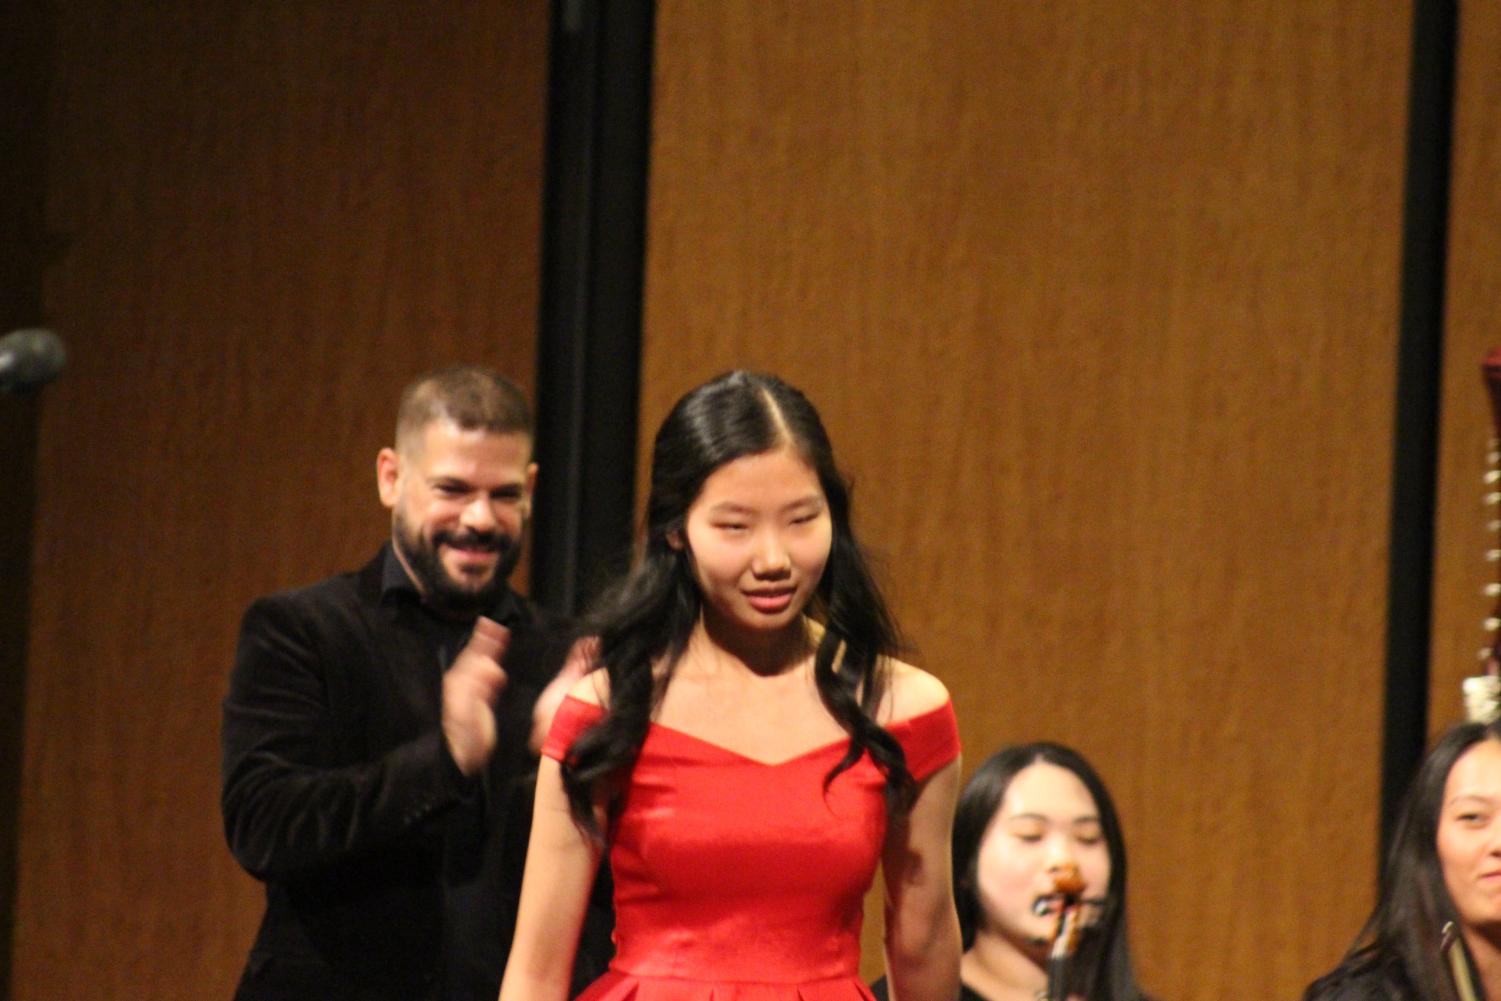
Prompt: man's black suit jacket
<box><xmin>221</xmin><ymin>547</ymin><xmax>610</xmax><ymax>1001</ymax></box>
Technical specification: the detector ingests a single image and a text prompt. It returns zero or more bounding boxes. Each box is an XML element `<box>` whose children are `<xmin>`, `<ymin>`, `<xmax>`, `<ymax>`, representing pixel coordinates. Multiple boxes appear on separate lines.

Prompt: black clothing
<box><xmin>1302</xmin><ymin>966</ymin><xmax>1409</xmax><ymax>1001</ymax></box>
<box><xmin>1304</xmin><ymin>959</ymin><xmax>1487</xmax><ymax>1001</ymax></box>
<box><xmin>871</xmin><ymin>973</ymin><xmax>1161</xmax><ymax>1001</ymax></box>
<box><xmin>222</xmin><ymin>546</ymin><xmax>610</xmax><ymax>1001</ymax></box>
<box><xmin>870</xmin><ymin>975</ymin><xmax>986</xmax><ymax>1001</ymax></box>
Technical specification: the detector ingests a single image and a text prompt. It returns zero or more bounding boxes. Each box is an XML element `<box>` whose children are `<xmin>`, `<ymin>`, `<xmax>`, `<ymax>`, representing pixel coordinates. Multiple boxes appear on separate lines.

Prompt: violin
<box><xmin>1041</xmin><ymin>864</ymin><xmax>1087</xmax><ymax>1001</ymax></box>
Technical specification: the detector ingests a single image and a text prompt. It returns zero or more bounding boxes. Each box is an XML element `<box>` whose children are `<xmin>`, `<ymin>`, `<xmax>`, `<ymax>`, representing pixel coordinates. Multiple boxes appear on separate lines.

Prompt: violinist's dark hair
<box><xmin>953</xmin><ymin>743</ymin><xmax>1153</xmax><ymax>1001</ymax></box>
<box><xmin>1301</xmin><ymin>721</ymin><xmax>1501</xmax><ymax>1001</ymax></box>
<box><xmin>558</xmin><ymin>370</ymin><xmax>912</xmax><ymax>833</ymax></box>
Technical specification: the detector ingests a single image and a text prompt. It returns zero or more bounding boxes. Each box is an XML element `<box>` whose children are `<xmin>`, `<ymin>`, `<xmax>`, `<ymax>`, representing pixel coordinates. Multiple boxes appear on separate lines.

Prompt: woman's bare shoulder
<box><xmin>565</xmin><ymin>654</ymin><xmax>610</xmax><ymax>707</ymax></box>
<box><xmin>877</xmin><ymin>659</ymin><xmax>951</xmax><ymax>724</ymax></box>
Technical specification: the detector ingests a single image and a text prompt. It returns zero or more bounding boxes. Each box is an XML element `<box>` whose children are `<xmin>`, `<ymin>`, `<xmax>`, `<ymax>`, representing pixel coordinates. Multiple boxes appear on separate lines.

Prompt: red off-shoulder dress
<box><xmin>542</xmin><ymin>694</ymin><xmax>960</xmax><ymax>1001</ymax></box>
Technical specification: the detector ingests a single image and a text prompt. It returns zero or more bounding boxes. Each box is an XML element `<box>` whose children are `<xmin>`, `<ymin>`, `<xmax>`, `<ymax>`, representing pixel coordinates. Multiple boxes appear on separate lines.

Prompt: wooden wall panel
<box><xmin>1430</xmin><ymin>7</ymin><xmax>1501</xmax><ymax>738</ymax></box>
<box><xmin>642</xmin><ymin>4</ymin><xmax>1410</xmax><ymax>999</ymax></box>
<box><xmin>11</xmin><ymin>3</ymin><xmax>548</xmax><ymax>998</ymax></box>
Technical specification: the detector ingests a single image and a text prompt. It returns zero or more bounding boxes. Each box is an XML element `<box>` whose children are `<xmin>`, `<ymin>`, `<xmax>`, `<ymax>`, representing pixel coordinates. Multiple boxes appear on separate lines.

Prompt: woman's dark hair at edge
<box><xmin>1303</xmin><ymin>720</ymin><xmax>1501</xmax><ymax>1001</ymax></box>
<box><xmin>953</xmin><ymin>743</ymin><xmax>1152</xmax><ymax>1001</ymax></box>
<box><xmin>559</xmin><ymin>370</ymin><xmax>914</xmax><ymax>833</ymax></box>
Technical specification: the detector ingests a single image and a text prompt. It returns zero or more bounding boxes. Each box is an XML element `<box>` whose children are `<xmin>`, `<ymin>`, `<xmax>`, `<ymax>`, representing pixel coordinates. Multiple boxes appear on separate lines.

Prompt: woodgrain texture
<box><xmin>642</xmin><ymin>4</ymin><xmax>1410</xmax><ymax>999</ymax></box>
<box><xmin>1429</xmin><ymin>5</ymin><xmax>1501</xmax><ymax>738</ymax></box>
<box><xmin>10</xmin><ymin>3</ymin><xmax>547</xmax><ymax>997</ymax></box>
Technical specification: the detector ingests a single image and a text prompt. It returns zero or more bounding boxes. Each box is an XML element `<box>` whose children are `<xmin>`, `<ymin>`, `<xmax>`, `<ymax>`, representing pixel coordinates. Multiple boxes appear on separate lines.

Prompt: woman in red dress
<box><xmin>499</xmin><ymin>371</ymin><xmax>962</xmax><ymax>1001</ymax></box>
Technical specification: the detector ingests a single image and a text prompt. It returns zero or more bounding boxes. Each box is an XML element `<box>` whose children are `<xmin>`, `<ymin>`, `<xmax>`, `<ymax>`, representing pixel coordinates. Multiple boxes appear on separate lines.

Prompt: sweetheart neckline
<box><xmin>556</xmin><ymin>695</ymin><xmax>952</xmax><ymax>768</ymax></box>
<box><xmin>643</xmin><ymin>721</ymin><xmax>856</xmax><ymax>767</ymax></box>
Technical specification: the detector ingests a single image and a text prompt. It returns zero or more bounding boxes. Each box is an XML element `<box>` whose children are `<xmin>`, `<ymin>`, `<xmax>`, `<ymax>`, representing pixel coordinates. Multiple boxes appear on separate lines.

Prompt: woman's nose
<box><xmin>1044</xmin><ymin>837</ymin><xmax>1078</xmax><ymax>871</ymax></box>
<box><xmin>750</xmin><ymin>531</ymin><xmax>792</xmax><ymax>576</ymax></box>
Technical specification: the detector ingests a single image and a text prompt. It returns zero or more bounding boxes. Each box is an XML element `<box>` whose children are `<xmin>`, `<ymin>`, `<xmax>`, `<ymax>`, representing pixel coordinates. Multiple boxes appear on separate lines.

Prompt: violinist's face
<box><xmin>973</xmin><ymin>762</ymin><xmax>1111</xmax><ymax>959</ymax></box>
<box><xmin>1439</xmin><ymin>738</ymin><xmax>1501</xmax><ymax>935</ymax></box>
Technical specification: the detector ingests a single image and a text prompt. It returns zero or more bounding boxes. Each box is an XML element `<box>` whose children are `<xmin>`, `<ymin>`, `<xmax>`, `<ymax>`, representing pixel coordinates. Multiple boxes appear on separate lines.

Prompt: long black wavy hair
<box><xmin>952</xmin><ymin>743</ymin><xmax>1153</xmax><ymax>1001</ymax></box>
<box><xmin>559</xmin><ymin>371</ymin><xmax>913</xmax><ymax>833</ymax></box>
<box><xmin>1302</xmin><ymin>721</ymin><xmax>1501</xmax><ymax>1001</ymax></box>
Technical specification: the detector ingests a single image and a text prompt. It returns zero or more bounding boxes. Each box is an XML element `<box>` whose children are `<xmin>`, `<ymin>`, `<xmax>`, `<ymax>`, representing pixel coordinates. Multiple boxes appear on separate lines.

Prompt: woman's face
<box><xmin>973</xmin><ymin>761</ymin><xmax>1112</xmax><ymax>958</ymax></box>
<box><xmin>677</xmin><ymin>446</ymin><xmax>833</xmax><ymax>637</ymax></box>
<box><xmin>1438</xmin><ymin>737</ymin><xmax>1501</xmax><ymax>935</ymax></box>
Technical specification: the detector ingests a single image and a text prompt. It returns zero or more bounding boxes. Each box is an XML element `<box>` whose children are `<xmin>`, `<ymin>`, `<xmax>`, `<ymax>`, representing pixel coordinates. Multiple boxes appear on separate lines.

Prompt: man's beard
<box><xmin>392</xmin><ymin>510</ymin><xmax>522</xmax><ymax>616</ymax></box>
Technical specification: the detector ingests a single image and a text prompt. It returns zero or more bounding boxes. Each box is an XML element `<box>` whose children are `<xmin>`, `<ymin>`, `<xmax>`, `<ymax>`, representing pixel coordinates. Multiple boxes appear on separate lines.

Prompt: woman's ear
<box><xmin>666</xmin><ymin>529</ymin><xmax>685</xmax><ymax>550</ymax></box>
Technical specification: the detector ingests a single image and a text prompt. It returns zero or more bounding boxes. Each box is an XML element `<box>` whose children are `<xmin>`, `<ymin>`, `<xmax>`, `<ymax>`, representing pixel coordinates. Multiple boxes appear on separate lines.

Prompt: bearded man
<box><xmin>222</xmin><ymin>366</ymin><xmax>611</xmax><ymax>1001</ymax></box>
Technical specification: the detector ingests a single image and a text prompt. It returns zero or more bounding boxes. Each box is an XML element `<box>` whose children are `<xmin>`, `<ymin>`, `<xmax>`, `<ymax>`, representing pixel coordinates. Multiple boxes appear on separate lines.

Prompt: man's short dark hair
<box><xmin>395</xmin><ymin>365</ymin><xmax>533</xmax><ymax>451</ymax></box>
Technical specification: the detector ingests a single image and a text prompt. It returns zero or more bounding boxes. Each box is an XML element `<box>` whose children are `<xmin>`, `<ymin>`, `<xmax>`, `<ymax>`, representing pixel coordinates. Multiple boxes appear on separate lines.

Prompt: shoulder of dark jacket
<box><xmin>500</xmin><ymin>594</ymin><xmax>579</xmax><ymax>686</ymax></box>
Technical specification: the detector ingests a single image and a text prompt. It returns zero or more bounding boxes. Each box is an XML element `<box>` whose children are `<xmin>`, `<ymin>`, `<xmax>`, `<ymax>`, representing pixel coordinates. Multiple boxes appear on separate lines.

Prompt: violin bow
<box><xmin>1043</xmin><ymin>866</ymin><xmax>1087</xmax><ymax>1001</ymax></box>
<box><xmin>1441</xmin><ymin>921</ymin><xmax>1482</xmax><ymax>1001</ymax></box>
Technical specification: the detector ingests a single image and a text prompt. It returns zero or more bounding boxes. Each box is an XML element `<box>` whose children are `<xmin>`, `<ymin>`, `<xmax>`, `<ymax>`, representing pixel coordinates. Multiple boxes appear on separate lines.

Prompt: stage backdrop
<box><xmin>14</xmin><ymin>3</ymin><xmax>1484</xmax><ymax>1001</ymax></box>
<box><xmin>639</xmin><ymin>4</ymin><xmax>1411</xmax><ymax>1000</ymax></box>
<box><xmin>8</xmin><ymin>3</ymin><xmax>548</xmax><ymax>998</ymax></box>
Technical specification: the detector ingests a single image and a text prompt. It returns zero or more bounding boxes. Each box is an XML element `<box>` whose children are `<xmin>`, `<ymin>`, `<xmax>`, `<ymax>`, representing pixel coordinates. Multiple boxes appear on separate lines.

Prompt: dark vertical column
<box><xmin>531</xmin><ymin>0</ymin><xmax>656</xmax><ymax>615</ymax></box>
<box><xmin>0</xmin><ymin>4</ymin><xmax>57</xmax><ymax>998</ymax></box>
<box><xmin>1381</xmin><ymin>0</ymin><xmax>1458</xmax><ymax>859</ymax></box>
<box><xmin>0</xmin><ymin>384</ymin><xmax>35</xmax><ymax>1001</ymax></box>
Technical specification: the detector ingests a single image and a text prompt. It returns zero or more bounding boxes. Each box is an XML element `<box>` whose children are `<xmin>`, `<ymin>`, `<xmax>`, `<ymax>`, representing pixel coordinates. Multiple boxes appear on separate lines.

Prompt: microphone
<box><xmin>0</xmin><ymin>328</ymin><xmax>67</xmax><ymax>393</ymax></box>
